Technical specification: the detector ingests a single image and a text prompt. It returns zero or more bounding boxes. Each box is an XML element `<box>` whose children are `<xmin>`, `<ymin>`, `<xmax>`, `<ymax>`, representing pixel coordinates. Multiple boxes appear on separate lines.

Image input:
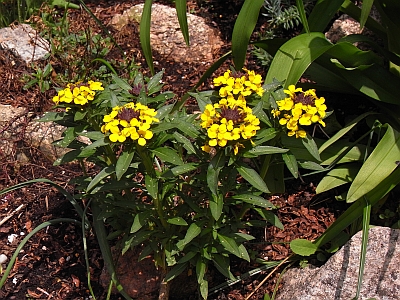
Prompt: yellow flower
<box><xmin>200</xmin><ymin>95</ymin><xmax>260</xmax><ymax>154</ymax></box>
<box><xmin>213</xmin><ymin>68</ymin><xmax>264</xmax><ymax>98</ymax></box>
<box><xmin>102</xmin><ymin>102</ymin><xmax>159</xmax><ymax>145</ymax></box>
<box><xmin>272</xmin><ymin>85</ymin><xmax>327</xmax><ymax>138</ymax></box>
<box><xmin>52</xmin><ymin>81</ymin><xmax>104</xmax><ymax>107</ymax></box>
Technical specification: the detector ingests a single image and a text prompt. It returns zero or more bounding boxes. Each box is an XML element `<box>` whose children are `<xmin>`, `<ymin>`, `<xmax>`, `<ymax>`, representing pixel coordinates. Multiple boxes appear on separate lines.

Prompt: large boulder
<box><xmin>276</xmin><ymin>226</ymin><xmax>400</xmax><ymax>300</ymax></box>
<box><xmin>111</xmin><ymin>3</ymin><xmax>223</xmax><ymax>64</ymax></box>
<box><xmin>0</xmin><ymin>23</ymin><xmax>49</xmax><ymax>63</ymax></box>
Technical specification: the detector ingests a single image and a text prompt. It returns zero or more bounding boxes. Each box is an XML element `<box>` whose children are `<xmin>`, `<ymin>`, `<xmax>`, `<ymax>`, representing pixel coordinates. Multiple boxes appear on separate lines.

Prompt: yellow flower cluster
<box><xmin>53</xmin><ymin>81</ymin><xmax>104</xmax><ymax>106</ymax></box>
<box><xmin>213</xmin><ymin>69</ymin><xmax>264</xmax><ymax>98</ymax></box>
<box><xmin>272</xmin><ymin>85</ymin><xmax>327</xmax><ymax>138</ymax></box>
<box><xmin>200</xmin><ymin>97</ymin><xmax>260</xmax><ymax>155</ymax></box>
<box><xmin>101</xmin><ymin>102</ymin><xmax>159</xmax><ymax>145</ymax></box>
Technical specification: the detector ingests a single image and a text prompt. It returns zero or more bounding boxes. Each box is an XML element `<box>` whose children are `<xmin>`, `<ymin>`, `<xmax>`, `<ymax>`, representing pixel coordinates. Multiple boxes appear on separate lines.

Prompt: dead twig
<box><xmin>0</xmin><ymin>204</ymin><xmax>25</xmax><ymax>226</ymax></box>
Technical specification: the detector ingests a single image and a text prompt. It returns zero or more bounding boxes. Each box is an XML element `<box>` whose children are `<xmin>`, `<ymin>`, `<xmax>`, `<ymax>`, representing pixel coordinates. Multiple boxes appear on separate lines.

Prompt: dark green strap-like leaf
<box><xmin>347</xmin><ymin>125</ymin><xmax>400</xmax><ymax>203</ymax></box>
<box><xmin>232</xmin><ymin>0</ymin><xmax>264</xmax><ymax>69</ymax></box>
<box><xmin>359</xmin><ymin>0</ymin><xmax>374</xmax><ymax>29</ymax></box>
<box><xmin>92</xmin><ymin>203</ymin><xmax>133</xmax><ymax>299</ymax></box>
<box><xmin>307</xmin><ymin>0</ymin><xmax>344</xmax><ymax>32</ymax></box>
<box><xmin>140</xmin><ymin>0</ymin><xmax>154</xmax><ymax>75</ymax></box>
<box><xmin>175</xmin><ymin>0</ymin><xmax>189</xmax><ymax>46</ymax></box>
<box><xmin>296</xmin><ymin>0</ymin><xmax>309</xmax><ymax>33</ymax></box>
<box><xmin>266</xmin><ymin>32</ymin><xmax>332</xmax><ymax>87</ymax></box>
<box><xmin>0</xmin><ymin>218</ymin><xmax>81</xmax><ymax>290</ymax></box>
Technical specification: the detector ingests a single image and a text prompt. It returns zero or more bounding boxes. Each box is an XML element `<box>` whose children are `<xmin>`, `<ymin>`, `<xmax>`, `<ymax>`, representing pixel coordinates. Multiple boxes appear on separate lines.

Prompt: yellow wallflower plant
<box><xmin>202</xmin><ymin>69</ymin><xmax>264</xmax><ymax>155</ymax></box>
<box><xmin>272</xmin><ymin>85</ymin><xmax>327</xmax><ymax>138</ymax></box>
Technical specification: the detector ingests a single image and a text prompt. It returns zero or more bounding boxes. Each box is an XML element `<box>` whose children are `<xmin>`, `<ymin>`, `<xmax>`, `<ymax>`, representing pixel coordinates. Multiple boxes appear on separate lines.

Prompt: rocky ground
<box><xmin>0</xmin><ymin>1</ymin><xmax>397</xmax><ymax>299</ymax></box>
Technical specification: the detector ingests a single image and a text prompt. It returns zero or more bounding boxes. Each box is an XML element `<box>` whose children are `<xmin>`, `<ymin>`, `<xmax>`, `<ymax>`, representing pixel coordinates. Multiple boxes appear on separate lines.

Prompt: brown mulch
<box><xmin>2</xmin><ymin>1</ymin><xmax>396</xmax><ymax>299</ymax></box>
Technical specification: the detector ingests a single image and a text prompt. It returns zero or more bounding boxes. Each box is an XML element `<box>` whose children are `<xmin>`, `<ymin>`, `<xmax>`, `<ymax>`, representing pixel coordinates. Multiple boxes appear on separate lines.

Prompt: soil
<box><xmin>0</xmin><ymin>1</ymin><xmax>398</xmax><ymax>300</ymax></box>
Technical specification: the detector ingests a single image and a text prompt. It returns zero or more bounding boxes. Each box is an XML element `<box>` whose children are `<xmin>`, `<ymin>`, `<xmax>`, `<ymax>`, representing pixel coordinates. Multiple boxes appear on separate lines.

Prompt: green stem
<box><xmin>136</xmin><ymin>146</ymin><xmax>168</xmax><ymax>229</ymax></box>
<box><xmin>259</xmin><ymin>138</ymin><xmax>277</xmax><ymax>180</ymax></box>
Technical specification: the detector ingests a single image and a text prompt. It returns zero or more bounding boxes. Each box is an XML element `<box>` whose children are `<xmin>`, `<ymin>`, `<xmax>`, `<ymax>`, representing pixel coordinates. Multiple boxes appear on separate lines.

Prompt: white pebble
<box><xmin>0</xmin><ymin>254</ymin><xmax>8</xmax><ymax>264</ymax></box>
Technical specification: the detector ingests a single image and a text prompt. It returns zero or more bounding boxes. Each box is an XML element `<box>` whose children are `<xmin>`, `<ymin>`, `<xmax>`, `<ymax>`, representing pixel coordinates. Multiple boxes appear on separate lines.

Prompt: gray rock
<box><xmin>111</xmin><ymin>3</ymin><xmax>223</xmax><ymax>64</ymax></box>
<box><xmin>0</xmin><ymin>23</ymin><xmax>49</xmax><ymax>63</ymax></box>
<box><xmin>0</xmin><ymin>104</ymin><xmax>66</xmax><ymax>162</ymax></box>
<box><xmin>276</xmin><ymin>226</ymin><xmax>400</xmax><ymax>300</ymax></box>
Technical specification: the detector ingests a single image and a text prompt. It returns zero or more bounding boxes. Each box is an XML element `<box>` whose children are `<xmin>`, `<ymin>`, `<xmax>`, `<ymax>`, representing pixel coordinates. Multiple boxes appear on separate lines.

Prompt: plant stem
<box><xmin>158</xmin><ymin>267</ymin><xmax>170</xmax><ymax>300</ymax></box>
<box><xmin>136</xmin><ymin>146</ymin><xmax>168</xmax><ymax>229</ymax></box>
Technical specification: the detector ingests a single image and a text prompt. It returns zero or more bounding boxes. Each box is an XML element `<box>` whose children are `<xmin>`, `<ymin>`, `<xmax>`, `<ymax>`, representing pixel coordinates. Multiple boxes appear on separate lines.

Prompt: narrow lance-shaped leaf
<box><xmin>116</xmin><ymin>147</ymin><xmax>135</xmax><ymax>180</ymax></box>
<box><xmin>145</xmin><ymin>175</ymin><xmax>158</xmax><ymax>200</ymax></box>
<box><xmin>210</xmin><ymin>193</ymin><xmax>223</xmax><ymax>221</ymax></box>
<box><xmin>218</xmin><ymin>234</ymin><xmax>243</xmax><ymax>259</ymax></box>
<box><xmin>282</xmin><ymin>151</ymin><xmax>298</xmax><ymax>179</ymax></box>
<box><xmin>347</xmin><ymin>125</ymin><xmax>400</xmax><ymax>203</ymax></box>
<box><xmin>152</xmin><ymin>147</ymin><xmax>184</xmax><ymax>166</ymax></box>
<box><xmin>176</xmin><ymin>223</ymin><xmax>201</xmax><ymax>250</ymax></box>
<box><xmin>231</xmin><ymin>0</ymin><xmax>264</xmax><ymax>69</ymax></box>
<box><xmin>235</xmin><ymin>160</ymin><xmax>270</xmax><ymax>193</ymax></box>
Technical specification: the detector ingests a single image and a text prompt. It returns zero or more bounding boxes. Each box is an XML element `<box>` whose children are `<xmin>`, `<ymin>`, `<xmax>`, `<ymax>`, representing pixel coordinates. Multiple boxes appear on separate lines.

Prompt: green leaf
<box><xmin>254</xmin><ymin>208</ymin><xmax>284</xmax><ymax>230</ymax></box>
<box><xmin>167</xmin><ymin>217</ymin><xmax>188</xmax><ymax>226</ymax></box>
<box><xmin>207</xmin><ymin>150</ymin><xmax>225</xmax><ymax>195</ymax></box>
<box><xmin>147</xmin><ymin>70</ymin><xmax>164</xmax><ymax>95</ymax></box>
<box><xmin>314</xmin><ymin>166</ymin><xmax>400</xmax><ymax>249</ymax></box>
<box><xmin>232</xmin><ymin>194</ymin><xmax>275</xmax><ymax>209</ymax></box>
<box><xmin>164</xmin><ymin>262</ymin><xmax>188</xmax><ymax>282</ymax></box>
<box><xmin>347</xmin><ymin>126</ymin><xmax>400</xmax><ymax>203</ymax></box>
<box><xmin>316</xmin><ymin>163</ymin><xmax>360</xmax><ymax>194</ymax></box>
<box><xmin>196</xmin><ymin>258</ymin><xmax>207</xmax><ymax>284</ymax></box>
<box><xmin>298</xmin><ymin>161</ymin><xmax>325</xmax><ymax>171</ymax></box>
<box><xmin>254</xmin><ymin>128</ymin><xmax>279</xmax><ymax>146</ymax></box>
<box><xmin>152</xmin><ymin>147</ymin><xmax>184</xmax><ymax>166</ymax></box>
<box><xmin>130</xmin><ymin>211</ymin><xmax>151</xmax><ymax>233</ymax></box>
<box><xmin>235</xmin><ymin>161</ymin><xmax>270</xmax><ymax>193</ymax></box>
<box><xmin>213</xmin><ymin>254</ymin><xmax>235</xmax><ymax>280</ymax></box>
<box><xmin>116</xmin><ymin>148</ymin><xmax>135</xmax><ymax>180</ymax></box>
<box><xmin>210</xmin><ymin>193</ymin><xmax>223</xmax><ymax>221</ymax></box>
<box><xmin>87</xmin><ymin>166</ymin><xmax>115</xmax><ymax>193</ymax></box>
<box><xmin>173</xmin><ymin>132</ymin><xmax>196</xmax><ymax>154</ymax></box>
<box><xmin>111</xmin><ymin>73</ymin><xmax>132</xmax><ymax>91</ymax></box>
<box><xmin>296</xmin><ymin>0</ymin><xmax>309</xmax><ymax>33</ymax></box>
<box><xmin>175</xmin><ymin>0</ymin><xmax>189</xmax><ymax>46</ymax></box>
<box><xmin>290</xmin><ymin>239</ymin><xmax>318</xmax><ymax>256</ymax></box>
<box><xmin>238</xmin><ymin>244</ymin><xmax>250</xmax><ymax>262</ymax></box>
<box><xmin>176</xmin><ymin>223</ymin><xmax>201</xmax><ymax>251</ymax></box>
<box><xmin>282</xmin><ymin>151</ymin><xmax>298</xmax><ymax>179</ymax></box>
<box><xmin>360</xmin><ymin>0</ymin><xmax>376</xmax><ymax>29</ymax></box>
<box><xmin>140</xmin><ymin>0</ymin><xmax>154</xmax><ymax>75</ymax></box>
<box><xmin>161</xmin><ymin>163</ymin><xmax>198</xmax><ymax>178</ymax></box>
<box><xmin>302</xmin><ymin>134</ymin><xmax>321</xmax><ymax>161</ymax></box>
<box><xmin>231</xmin><ymin>0</ymin><xmax>264</xmax><ymax>69</ymax></box>
<box><xmin>218</xmin><ymin>234</ymin><xmax>243</xmax><ymax>259</ymax></box>
<box><xmin>145</xmin><ymin>175</ymin><xmax>158</xmax><ymax>199</ymax></box>
<box><xmin>53</xmin><ymin>149</ymin><xmax>81</xmax><ymax>166</ymax></box>
<box><xmin>244</xmin><ymin>146</ymin><xmax>288</xmax><ymax>156</ymax></box>
<box><xmin>319</xmin><ymin>112</ymin><xmax>376</xmax><ymax>154</ymax></box>
<box><xmin>266</xmin><ymin>32</ymin><xmax>332</xmax><ymax>88</ymax></box>
<box><xmin>307</xmin><ymin>0</ymin><xmax>344</xmax><ymax>32</ymax></box>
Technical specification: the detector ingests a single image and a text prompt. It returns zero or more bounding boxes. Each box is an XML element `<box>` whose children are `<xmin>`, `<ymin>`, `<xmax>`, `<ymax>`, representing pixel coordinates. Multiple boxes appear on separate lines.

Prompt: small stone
<box><xmin>0</xmin><ymin>253</ymin><xmax>8</xmax><ymax>264</ymax></box>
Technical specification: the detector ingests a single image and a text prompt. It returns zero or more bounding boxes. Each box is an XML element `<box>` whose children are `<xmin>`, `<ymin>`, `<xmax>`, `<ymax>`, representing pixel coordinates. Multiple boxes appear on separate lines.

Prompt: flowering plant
<box><xmin>37</xmin><ymin>68</ymin><xmax>329</xmax><ymax>299</ymax></box>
